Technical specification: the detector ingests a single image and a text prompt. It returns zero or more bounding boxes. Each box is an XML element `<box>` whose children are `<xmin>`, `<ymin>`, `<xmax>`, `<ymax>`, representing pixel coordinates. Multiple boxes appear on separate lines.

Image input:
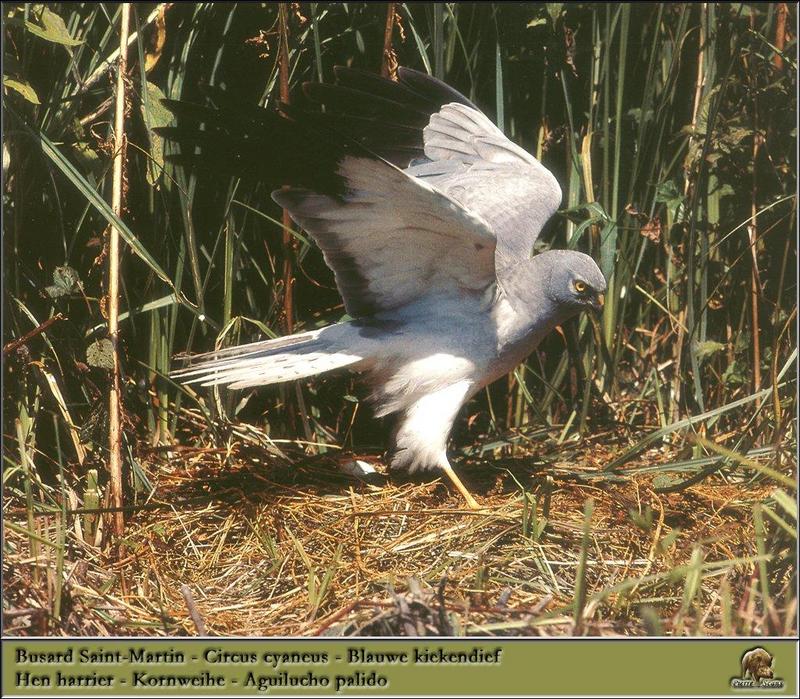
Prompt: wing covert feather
<box><xmin>273</xmin><ymin>156</ymin><xmax>496</xmax><ymax>317</ymax></box>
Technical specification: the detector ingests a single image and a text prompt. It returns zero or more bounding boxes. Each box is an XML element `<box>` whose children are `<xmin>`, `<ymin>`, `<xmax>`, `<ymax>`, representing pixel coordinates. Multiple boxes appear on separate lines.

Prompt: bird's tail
<box><xmin>171</xmin><ymin>325</ymin><xmax>364</xmax><ymax>390</ymax></box>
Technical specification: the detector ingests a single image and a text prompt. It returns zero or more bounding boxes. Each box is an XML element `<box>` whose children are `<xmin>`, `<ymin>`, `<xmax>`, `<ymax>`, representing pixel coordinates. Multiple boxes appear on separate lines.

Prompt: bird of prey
<box><xmin>165</xmin><ymin>67</ymin><xmax>606</xmax><ymax>509</ymax></box>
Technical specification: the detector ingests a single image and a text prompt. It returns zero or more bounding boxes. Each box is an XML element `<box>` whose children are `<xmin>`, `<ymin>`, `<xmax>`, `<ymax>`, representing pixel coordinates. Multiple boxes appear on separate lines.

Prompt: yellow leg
<box><xmin>441</xmin><ymin>463</ymin><xmax>482</xmax><ymax>510</ymax></box>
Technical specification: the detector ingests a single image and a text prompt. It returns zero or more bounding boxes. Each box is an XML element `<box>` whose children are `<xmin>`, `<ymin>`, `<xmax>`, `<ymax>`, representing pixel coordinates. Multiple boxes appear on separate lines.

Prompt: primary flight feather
<box><xmin>165</xmin><ymin>67</ymin><xmax>606</xmax><ymax>508</ymax></box>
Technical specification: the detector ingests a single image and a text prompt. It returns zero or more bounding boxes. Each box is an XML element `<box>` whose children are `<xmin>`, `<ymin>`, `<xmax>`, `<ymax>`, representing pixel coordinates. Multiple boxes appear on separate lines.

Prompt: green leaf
<box><xmin>546</xmin><ymin>3</ymin><xmax>563</xmax><ymax>26</ymax></box>
<box><xmin>722</xmin><ymin>361</ymin><xmax>748</xmax><ymax>387</ymax></box>
<box><xmin>562</xmin><ymin>201</ymin><xmax>611</xmax><ymax>222</ymax></box>
<box><xmin>694</xmin><ymin>340</ymin><xmax>726</xmax><ymax>361</ymax></box>
<box><xmin>734</xmin><ymin>331</ymin><xmax>751</xmax><ymax>354</ymax></box>
<box><xmin>770</xmin><ymin>490</ymin><xmax>797</xmax><ymax>521</ymax></box>
<box><xmin>652</xmin><ymin>474</ymin><xmax>680</xmax><ymax>490</ymax></box>
<box><xmin>629</xmin><ymin>506</ymin><xmax>654</xmax><ymax>531</ymax></box>
<box><xmin>8</xmin><ymin>105</ymin><xmax>184</xmax><ymax>303</ymax></box>
<box><xmin>44</xmin><ymin>265</ymin><xmax>80</xmax><ymax>298</ymax></box>
<box><xmin>721</xmin><ymin>126</ymin><xmax>753</xmax><ymax>148</ymax></box>
<box><xmin>86</xmin><ymin>338</ymin><xmax>115</xmax><ymax>371</ymax></box>
<box><xmin>25</xmin><ymin>6</ymin><xmax>83</xmax><ymax>47</ymax></box>
<box><xmin>714</xmin><ymin>183</ymin><xmax>735</xmax><ymax>199</ymax></box>
<box><xmin>69</xmin><ymin>142</ymin><xmax>103</xmax><ymax>179</ymax></box>
<box><xmin>140</xmin><ymin>81</ymin><xmax>173</xmax><ymax>185</ymax></box>
<box><xmin>657</xmin><ymin>528</ymin><xmax>681</xmax><ymax>553</ymax></box>
<box><xmin>694</xmin><ymin>84</ymin><xmax>721</xmax><ymax>136</ymax></box>
<box><xmin>727</xmin><ymin>3</ymin><xmax>755</xmax><ymax>18</ymax></box>
<box><xmin>654</xmin><ymin>180</ymin><xmax>685</xmax><ymax>222</ymax></box>
<box><xmin>3</xmin><ymin>77</ymin><xmax>40</xmax><ymax>104</ymax></box>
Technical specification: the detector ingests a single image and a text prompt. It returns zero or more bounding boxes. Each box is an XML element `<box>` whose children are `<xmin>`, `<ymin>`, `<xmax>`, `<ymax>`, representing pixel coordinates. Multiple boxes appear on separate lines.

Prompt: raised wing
<box><xmin>272</xmin><ymin>157</ymin><xmax>496</xmax><ymax>317</ymax></box>
<box><xmin>417</xmin><ymin>102</ymin><xmax>562</xmax><ymax>268</ymax></box>
<box><xmin>304</xmin><ymin>67</ymin><xmax>562</xmax><ymax>270</ymax></box>
<box><xmin>159</xmin><ymin>91</ymin><xmax>496</xmax><ymax>318</ymax></box>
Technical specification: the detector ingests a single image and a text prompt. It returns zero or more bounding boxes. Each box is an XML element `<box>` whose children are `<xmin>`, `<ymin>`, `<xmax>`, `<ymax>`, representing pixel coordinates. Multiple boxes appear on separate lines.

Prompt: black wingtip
<box><xmin>158</xmin><ymin>90</ymin><xmax>375</xmax><ymax>196</ymax></box>
<box><xmin>396</xmin><ymin>66</ymin><xmax>478</xmax><ymax>111</ymax></box>
<box><xmin>157</xmin><ymin>66</ymin><xmax>482</xmax><ymax>187</ymax></box>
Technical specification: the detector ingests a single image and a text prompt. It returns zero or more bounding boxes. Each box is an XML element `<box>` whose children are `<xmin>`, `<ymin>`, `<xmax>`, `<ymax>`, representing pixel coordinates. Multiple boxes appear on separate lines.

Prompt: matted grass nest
<box><xmin>3</xmin><ymin>419</ymin><xmax>796</xmax><ymax>637</ymax></box>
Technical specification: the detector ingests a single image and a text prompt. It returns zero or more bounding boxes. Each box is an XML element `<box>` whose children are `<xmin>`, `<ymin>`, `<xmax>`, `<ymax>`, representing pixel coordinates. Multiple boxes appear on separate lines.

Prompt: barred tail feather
<box><xmin>171</xmin><ymin>327</ymin><xmax>364</xmax><ymax>389</ymax></box>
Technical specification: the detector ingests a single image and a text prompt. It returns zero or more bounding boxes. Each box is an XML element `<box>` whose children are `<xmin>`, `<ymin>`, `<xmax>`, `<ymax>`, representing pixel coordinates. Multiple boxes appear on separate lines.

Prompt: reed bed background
<box><xmin>2</xmin><ymin>2</ymin><xmax>797</xmax><ymax>636</ymax></box>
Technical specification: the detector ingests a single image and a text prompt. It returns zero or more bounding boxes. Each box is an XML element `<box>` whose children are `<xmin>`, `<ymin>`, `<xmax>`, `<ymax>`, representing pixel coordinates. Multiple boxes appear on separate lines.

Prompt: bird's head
<box><xmin>545</xmin><ymin>251</ymin><xmax>607</xmax><ymax>314</ymax></box>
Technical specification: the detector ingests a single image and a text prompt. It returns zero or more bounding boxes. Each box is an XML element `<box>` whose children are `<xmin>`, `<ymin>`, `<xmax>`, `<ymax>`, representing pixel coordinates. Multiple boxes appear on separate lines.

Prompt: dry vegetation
<box><xmin>4</xmin><ymin>419</ymin><xmax>796</xmax><ymax>637</ymax></box>
<box><xmin>2</xmin><ymin>3</ymin><xmax>797</xmax><ymax>637</ymax></box>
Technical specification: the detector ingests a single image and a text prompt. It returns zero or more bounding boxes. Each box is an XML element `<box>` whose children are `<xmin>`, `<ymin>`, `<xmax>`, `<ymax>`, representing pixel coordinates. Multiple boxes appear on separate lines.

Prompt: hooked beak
<box><xmin>590</xmin><ymin>293</ymin><xmax>605</xmax><ymax>314</ymax></box>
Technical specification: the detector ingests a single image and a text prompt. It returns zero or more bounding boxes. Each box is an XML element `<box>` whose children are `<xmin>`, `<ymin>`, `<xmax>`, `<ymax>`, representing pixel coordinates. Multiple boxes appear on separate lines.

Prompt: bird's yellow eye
<box><xmin>574</xmin><ymin>280</ymin><xmax>587</xmax><ymax>293</ymax></box>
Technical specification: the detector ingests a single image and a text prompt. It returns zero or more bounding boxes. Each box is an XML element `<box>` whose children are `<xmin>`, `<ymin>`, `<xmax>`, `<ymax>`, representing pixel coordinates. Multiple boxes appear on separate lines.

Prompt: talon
<box><xmin>441</xmin><ymin>463</ymin><xmax>483</xmax><ymax>510</ymax></box>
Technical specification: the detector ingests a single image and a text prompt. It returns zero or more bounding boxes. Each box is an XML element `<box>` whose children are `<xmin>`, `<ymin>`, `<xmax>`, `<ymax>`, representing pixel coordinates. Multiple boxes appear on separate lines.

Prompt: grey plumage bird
<box><xmin>166</xmin><ymin>67</ymin><xmax>606</xmax><ymax>509</ymax></box>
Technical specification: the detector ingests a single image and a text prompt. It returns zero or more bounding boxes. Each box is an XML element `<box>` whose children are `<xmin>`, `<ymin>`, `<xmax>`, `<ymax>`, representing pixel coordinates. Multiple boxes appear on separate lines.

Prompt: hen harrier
<box><xmin>165</xmin><ymin>67</ymin><xmax>606</xmax><ymax>509</ymax></box>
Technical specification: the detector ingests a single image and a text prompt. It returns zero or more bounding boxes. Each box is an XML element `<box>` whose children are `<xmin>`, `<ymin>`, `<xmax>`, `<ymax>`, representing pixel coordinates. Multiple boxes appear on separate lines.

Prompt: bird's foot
<box><xmin>441</xmin><ymin>463</ymin><xmax>484</xmax><ymax>511</ymax></box>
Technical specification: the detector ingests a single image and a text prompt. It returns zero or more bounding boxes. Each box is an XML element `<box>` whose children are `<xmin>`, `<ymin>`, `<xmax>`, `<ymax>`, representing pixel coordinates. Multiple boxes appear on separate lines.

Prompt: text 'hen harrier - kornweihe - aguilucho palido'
<box><xmin>163</xmin><ymin>67</ymin><xmax>606</xmax><ymax>510</ymax></box>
